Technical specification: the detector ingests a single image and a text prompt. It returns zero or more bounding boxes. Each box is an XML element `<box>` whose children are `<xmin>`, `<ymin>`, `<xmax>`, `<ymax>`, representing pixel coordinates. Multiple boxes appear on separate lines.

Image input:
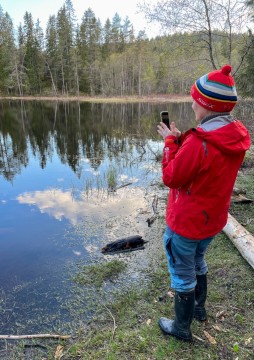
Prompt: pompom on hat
<box><xmin>191</xmin><ymin>64</ymin><xmax>237</xmax><ymax>112</ymax></box>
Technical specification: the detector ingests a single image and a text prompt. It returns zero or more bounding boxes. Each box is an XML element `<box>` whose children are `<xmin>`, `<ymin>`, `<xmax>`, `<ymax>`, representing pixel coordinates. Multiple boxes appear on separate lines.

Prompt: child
<box><xmin>157</xmin><ymin>64</ymin><xmax>251</xmax><ymax>341</ymax></box>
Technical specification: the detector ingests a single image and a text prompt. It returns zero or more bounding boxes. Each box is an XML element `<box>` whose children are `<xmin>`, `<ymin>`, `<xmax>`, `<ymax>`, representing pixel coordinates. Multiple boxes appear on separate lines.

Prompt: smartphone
<box><xmin>160</xmin><ymin>111</ymin><xmax>169</xmax><ymax>127</ymax></box>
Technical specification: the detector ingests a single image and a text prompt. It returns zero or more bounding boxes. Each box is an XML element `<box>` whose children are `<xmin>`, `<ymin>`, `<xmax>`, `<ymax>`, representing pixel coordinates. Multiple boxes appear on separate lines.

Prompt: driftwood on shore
<box><xmin>223</xmin><ymin>213</ymin><xmax>254</xmax><ymax>269</ymax></box>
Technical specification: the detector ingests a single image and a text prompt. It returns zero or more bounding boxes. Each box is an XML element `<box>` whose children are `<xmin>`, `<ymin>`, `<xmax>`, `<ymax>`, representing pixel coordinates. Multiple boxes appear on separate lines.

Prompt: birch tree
<box><xmin>139</xmin><ymin>0</ymin><xmax>253</xmax><ymax>73</ymax></box>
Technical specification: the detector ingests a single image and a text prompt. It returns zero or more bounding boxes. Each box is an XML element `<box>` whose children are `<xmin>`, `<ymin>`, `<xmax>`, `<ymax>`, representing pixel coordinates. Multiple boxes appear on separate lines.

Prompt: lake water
<box><xmin>0</xmin><ymin>99</ymin><xmax>252</xmax><ymax>336</ymax></box>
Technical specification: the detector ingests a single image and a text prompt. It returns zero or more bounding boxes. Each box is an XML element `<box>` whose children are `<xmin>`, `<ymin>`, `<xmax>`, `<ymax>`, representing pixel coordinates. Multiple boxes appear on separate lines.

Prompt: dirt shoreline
<box><xmin>0</xmin><ymin>94</ymin><xmax>192</xmax><ymax>103</ymax></box>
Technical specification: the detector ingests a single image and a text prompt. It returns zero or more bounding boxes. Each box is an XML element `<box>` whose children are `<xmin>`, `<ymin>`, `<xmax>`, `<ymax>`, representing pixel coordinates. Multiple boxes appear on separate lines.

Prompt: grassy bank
<box><xmin>60</xmin><ymin>150</ymin><xmax>254</xmax><ymax>360</ymax></box>
<box><xmin>4</xmin><ymin>228</ymin><xmax>254</xmax><ymax>359</ymax></box>
<box><xmin>3</xmin><ymin>146</ymin><xmax>254</xmax><ymax>360</ymax></box>
<box><xmin>50</xmin><ymin>234</ymin><xmax>254</xmax><ymax>360</ymax></box>
<box><xmin>67</xmin><ymin>239</ymin><xmax>253</xmax><ymax>360</ymax></box>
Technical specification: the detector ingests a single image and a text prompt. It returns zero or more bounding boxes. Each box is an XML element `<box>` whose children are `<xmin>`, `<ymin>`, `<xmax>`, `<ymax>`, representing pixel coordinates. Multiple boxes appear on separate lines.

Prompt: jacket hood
<box><xmin>194</xmin><ymin>116</ymin><xmax>251</xmax><ymax>155</ymax></box>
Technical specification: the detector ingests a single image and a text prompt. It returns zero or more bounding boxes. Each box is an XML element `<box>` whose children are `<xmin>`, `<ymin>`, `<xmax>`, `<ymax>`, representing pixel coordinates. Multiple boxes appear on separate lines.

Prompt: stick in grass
<box><xmin>0</xmin><ymin>334</ymin><xmax>71</xmax><ymax>340</ymax></box>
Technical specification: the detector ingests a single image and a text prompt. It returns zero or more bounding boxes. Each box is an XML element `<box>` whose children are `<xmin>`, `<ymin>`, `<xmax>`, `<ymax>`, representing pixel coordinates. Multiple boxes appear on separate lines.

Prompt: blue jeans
<box><xmin>163</xmin><ymin>225</ymin><xmax>214</xmax><ymax>292</ymax></box>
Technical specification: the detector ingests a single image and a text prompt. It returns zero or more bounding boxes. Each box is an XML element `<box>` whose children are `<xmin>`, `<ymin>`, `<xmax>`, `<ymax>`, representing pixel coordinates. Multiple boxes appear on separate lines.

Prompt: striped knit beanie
<box><xmin>191</xmin><ymin>65</ymin><xmax>237</xmax><ymax>112</ymax></box>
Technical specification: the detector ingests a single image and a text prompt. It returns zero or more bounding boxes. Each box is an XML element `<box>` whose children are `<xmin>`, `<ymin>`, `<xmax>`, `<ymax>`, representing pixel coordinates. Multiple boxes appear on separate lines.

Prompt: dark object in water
<box><xmin>102</xmin><ymin>235</ymin><xmax>148</xmax><ymax>254</ymax></box>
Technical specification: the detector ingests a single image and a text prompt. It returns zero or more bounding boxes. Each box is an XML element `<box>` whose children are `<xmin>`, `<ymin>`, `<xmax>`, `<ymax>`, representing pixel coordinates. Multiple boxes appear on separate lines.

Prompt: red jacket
<box><xmin>162</xmin><ymin>116</ymin><xmax>251</xmax><ymax>239</ymax></box>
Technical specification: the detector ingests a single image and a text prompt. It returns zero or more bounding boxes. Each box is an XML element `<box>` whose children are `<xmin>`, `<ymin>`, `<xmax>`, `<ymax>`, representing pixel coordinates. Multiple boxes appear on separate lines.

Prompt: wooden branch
<box><xmin>115</xmin><ymin>182</ymin><xmax>133</xmax><ymax>190</ymax></box>
<box><xmin>231</xmin><ymin>188</ymin><xmax>253</xmax><ymax>203</ymax></box>
<box><xmin>152</xmin><ymin>195</ymin><xmax>159</xmax><ymax>214</ymax></box>
<box><xmin>108</xmin><ymin>182</ymin><xmax>133</xmax><ymax>193</ymax></box>
<box><xmin>231</xmin><ymin>194</ymin><xmax>253</xmax><ymax>204</ymax></box>
<box><xmin>146</xmin><ymin>214</ymin><xmax>157</xmax><ymax>227</ymax></box>
<box><xmin>0</xmin><ymin>334</ymin><xmax>71</xmax><ymax>340</ymax></box>
<box><xmin>146</xmin><ymin>195</ymin><xmax>159</xmax><ymax>227</ymax></box>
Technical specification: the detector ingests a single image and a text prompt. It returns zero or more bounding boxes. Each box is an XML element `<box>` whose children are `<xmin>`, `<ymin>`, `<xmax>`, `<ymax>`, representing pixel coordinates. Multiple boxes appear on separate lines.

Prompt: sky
<box><xmin>0</xmin><ymin>0</ymin><xmax>160</xmax><ymax>38</ymax></box>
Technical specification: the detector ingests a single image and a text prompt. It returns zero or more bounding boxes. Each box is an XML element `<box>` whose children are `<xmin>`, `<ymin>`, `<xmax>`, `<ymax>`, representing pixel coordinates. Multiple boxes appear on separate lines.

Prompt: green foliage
<box><xmin>106</xmin><ymin>165</ymin><xmax>118</xmax><ymax>190</ymax></box>
<box><xmin>0</xmin><ymin>11</ymin><xmax>16</xmax><ymax>93</ymax></box>
<box><xmin>0</xmin><ymin>1</ymin><xmax>253</xmax><ymax>96</ymax></box>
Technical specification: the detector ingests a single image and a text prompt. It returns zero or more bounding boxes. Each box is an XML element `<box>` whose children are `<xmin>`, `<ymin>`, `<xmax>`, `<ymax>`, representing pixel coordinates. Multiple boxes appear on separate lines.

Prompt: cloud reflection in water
<box><xmin>16</xmin><ymin>187</ymin><xmax>147</xmax><ymax>227</ymax></box>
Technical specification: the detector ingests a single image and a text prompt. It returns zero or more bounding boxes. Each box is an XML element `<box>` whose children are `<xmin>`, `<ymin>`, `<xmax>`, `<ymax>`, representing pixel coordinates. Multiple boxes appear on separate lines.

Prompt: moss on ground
<box><xmin>72</xmin><ymin>260</ymin><xmax>127</xmax><ymax>287</ymax></box>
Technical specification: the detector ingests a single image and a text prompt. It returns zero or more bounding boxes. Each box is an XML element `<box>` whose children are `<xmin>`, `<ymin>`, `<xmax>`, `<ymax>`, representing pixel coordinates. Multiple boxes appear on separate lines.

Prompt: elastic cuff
<box><xmin>164</xmin><ymin>136</ymin><xmax>178</xmax><ymax>146</ymax></box>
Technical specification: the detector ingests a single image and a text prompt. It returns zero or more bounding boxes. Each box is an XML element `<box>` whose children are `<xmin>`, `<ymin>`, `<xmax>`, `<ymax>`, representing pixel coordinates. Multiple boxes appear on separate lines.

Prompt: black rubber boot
<box><xmin>158</xmin><ymin>290</ymin><xmax>195</xmax><ymax>341</ymax></box>
<box><xmin>194</xmin><ymin>274</ymin><xmax>207</xmax><ymax>321</ymax></box>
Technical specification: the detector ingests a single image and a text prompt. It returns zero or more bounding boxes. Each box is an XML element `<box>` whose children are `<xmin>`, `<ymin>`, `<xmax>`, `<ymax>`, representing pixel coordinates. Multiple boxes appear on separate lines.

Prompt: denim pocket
<box><xmin>164</xmin><ymin>234</ymin><xmax>176</xmax><ymax>265</ymax></box>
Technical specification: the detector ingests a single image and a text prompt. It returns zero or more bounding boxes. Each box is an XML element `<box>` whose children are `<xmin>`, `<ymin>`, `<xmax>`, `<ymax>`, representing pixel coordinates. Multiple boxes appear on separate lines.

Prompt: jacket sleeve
<box><xmin>162</xmin><ymin>132</ymin><xmax>204</xmax><ymax>189</ymax></box>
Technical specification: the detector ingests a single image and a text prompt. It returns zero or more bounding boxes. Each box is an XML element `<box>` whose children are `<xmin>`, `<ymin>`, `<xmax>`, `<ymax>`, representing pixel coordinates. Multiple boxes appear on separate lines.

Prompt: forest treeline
<box><xmin>0</xmin><ymin>0</ymin><xmax>254</xmax><ymax>97</ymax></box>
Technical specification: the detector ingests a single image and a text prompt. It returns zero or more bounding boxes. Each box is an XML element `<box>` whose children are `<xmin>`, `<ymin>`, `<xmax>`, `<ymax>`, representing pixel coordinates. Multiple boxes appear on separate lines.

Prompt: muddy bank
<box><xmin>0</xmin><ymin>94</ymin><xmax>192</xmax><ymax>103</ymax></box>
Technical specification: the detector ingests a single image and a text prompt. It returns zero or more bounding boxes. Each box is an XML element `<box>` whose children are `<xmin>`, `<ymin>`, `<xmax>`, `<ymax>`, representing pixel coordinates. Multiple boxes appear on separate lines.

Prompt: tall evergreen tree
<box><xmin>23</xmin><ymin>12</ymin><xmax>44</xmax><ymax>94</ymax></box>
<box><xmin>111</xmin><ymin>13</ymin><xmax>125</xmax><ymax>52</ymax></box>
<box><xmin>78</xmin><ymin>8</ymin><xmax>102</xmax><ymax>94</ymax></box>
<box><xmin>122</xmin><ymin>16</ymin><xmax>135</xmax><ymax>44</ymax></box>
<box><xmin>56</xmin><ymin>1</ymin><xmax>76</xmax><ymax>94</ymax></box>
<box><xmin>45</xmin><ymin>15</ymin><xmax>58</xmax><ymax>94</ymax></box>
<box><xmin>102</xmin><ymin>18</ymin><xmax>112</xmax><ymax>60</ymax></box>
<box><xmin>16</xmin><ymin>24</ymin><xmax>26</xmax><ymax>95</ymax></box>
<box><xmin>0</xmin><ymin>8</ymin><xmax>16</xmax><ymax>93</ymax></box>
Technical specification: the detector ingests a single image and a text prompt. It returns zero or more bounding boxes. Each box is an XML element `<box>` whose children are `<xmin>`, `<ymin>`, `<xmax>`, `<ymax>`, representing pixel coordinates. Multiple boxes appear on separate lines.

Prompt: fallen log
<box><xmin>223</xmin><ymin>213</ymin><xmax>254</xmax><ymax>269</ymax></box>
<box><xmin>102</xmin><ymin>235</ymin><xmax>148</xmax><ymax>254</ymax></box>
<box><xmin>0</xmin><ymin>334</ymin><xmax>71</xmax><ymax>340</ymax></box>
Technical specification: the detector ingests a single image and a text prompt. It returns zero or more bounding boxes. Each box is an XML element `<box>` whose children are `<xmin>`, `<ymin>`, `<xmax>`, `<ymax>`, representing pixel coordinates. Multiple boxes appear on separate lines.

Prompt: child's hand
<box><xmin>157</xmin><ymin>122</ymin><xmax>181</xmax><ymax>139</ymax></box>
<box><xmin>170</xmin><ymin>122</ymin><xmax>181</xmax><ymax>138</ymax></box>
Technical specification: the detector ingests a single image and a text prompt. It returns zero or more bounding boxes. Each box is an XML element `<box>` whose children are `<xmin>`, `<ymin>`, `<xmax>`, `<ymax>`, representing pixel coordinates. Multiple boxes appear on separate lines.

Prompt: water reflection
<box><xmin>0</xmin><ymin>100</ymin><xmax>194</xmax><ymax>182</ymax></box>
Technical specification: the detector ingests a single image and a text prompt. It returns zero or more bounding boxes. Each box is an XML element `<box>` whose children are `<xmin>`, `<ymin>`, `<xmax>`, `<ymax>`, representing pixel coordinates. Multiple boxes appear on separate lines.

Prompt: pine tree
<box><xmin>56</xmin><ymin>1</ymin><xmax>76</xmax><ymax>94</ymax></box>
<box><xmin>0</xmin><ymin>8</ymin><xmax>16</xmax><ymax>93</ymax></box>
<box><xmin>78</xmin><ymin>8</ymin><xmax>102</xmax><ymax>94</ymax></box>
<box><xmin>23</xmin><ymin>12</ymin><xmax>44</xmax><ymax>94</ymax></box>
<box><xmin>45</xmin><ymin>15</ymin><xmax>58</xmax><ymax>94</ymax></box>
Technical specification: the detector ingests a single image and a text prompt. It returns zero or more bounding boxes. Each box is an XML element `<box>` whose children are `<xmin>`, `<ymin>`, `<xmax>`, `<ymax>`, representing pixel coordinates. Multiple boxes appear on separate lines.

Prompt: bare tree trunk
<box><xmin>75</xmin><ymin>60</ymin><xmax>80</xmax><ymax>97</ymax></box>
<box><xmin>53</xmin><ymin>102</ymin><xmax>58</xmax><ymax>130</ymax></box>
<box><xmin>202</xmin><ymin>0</ymin><xmax>217</xmax><ymax>69</ymax></box>
<box><xmin>46</xmin><ymin>61</ymin><xmax>57</xmax><ymax>96</ymax></box>
<box><xmin>61</xmin><ymin>57</ymin><xmax>65</xmax><ymax>95</ymax></box>
<box><xmin>15</xmin><ymin>62</ymin><xmax>22</xmax><ymax>96</ymax></box>
<box><xmin>138</xmin><ymin>54</ymin><xmax>142</xmax><ymax>96</ymax></box>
